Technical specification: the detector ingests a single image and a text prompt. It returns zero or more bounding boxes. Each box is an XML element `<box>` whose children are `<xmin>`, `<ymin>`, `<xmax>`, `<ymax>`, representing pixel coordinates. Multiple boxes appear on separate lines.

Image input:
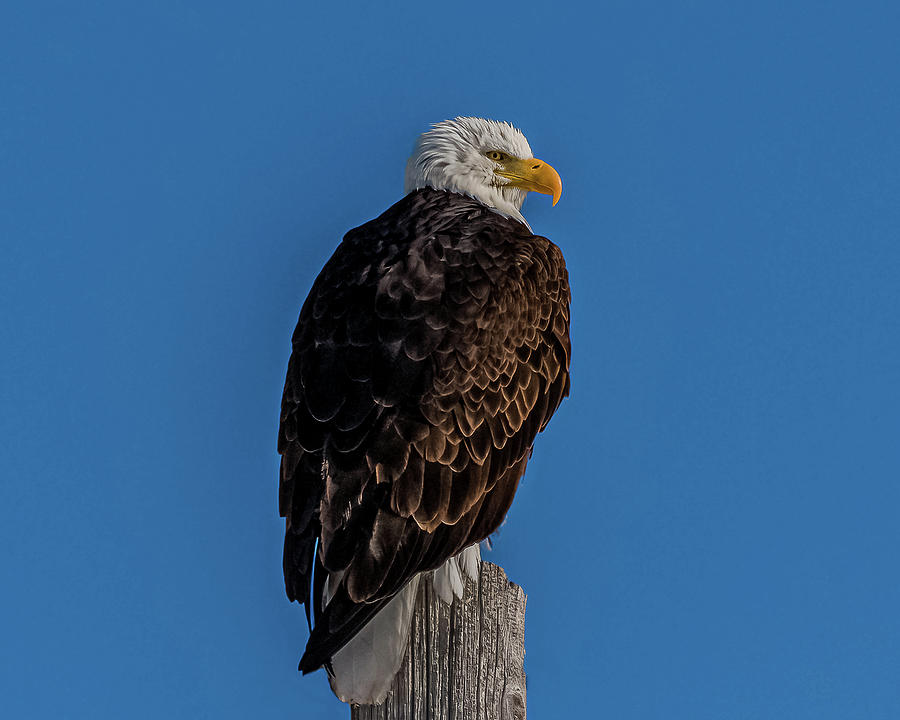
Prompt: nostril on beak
<box><xmin>532</xmin><ymin>164</ymin><xmax>541</xmax><ymax>169</ymax></box>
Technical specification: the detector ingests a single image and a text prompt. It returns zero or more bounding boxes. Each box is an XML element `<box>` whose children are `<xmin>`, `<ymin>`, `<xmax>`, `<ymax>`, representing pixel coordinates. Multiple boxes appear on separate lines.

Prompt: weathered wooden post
<box><xmin>350</xmin><ymin>561</ymin><xmax>527</xmax><ymax>720</ymax></box>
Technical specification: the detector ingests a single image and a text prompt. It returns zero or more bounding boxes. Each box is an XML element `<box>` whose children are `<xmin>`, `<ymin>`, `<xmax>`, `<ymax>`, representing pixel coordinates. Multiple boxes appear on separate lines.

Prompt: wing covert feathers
<box><xmin>278</xmin><ymin>187</ymin><xmax>570</xmax><ymax>671</ymax></box>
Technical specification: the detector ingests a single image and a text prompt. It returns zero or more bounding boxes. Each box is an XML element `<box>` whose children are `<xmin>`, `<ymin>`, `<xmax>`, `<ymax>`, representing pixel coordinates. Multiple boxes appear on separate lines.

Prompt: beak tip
<box><xmin>551</xmin><ymin>182</ymin><xmax>562</xmax><ymax>207</ymax></box>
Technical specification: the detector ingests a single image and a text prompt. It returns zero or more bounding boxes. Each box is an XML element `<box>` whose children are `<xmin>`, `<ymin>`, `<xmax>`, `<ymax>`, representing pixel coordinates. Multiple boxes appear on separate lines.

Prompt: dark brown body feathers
<box><xmin>278</xmin><ymin>187</ymin><xmax>570</xmax><ymax>672</ymax></box>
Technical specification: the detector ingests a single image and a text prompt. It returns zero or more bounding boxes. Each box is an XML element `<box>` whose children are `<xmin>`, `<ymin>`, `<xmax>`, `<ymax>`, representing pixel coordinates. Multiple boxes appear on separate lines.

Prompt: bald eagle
<box><xmin>278</xmin><ymin>117</ymin><xmax>570</xmax><ymax>704</ymax></box>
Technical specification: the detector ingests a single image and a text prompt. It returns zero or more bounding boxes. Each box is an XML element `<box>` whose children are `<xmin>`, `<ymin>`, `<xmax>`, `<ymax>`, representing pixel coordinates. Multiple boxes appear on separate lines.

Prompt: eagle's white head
<box><xmin>404</xmin><ymin>117</ymin><xmax>562</xmax><ymax>228</ymax></box>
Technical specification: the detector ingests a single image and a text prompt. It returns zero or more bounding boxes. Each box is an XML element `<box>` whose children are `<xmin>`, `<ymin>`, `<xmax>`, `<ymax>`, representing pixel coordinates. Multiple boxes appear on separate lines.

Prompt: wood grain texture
<box><xmin>351</xmin><ymin>561</ymin><xmax>526</xmax><ymax>720</ymax></box>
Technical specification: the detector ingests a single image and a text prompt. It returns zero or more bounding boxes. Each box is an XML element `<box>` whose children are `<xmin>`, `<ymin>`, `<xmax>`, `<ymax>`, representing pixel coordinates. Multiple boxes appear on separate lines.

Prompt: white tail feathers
<box><xmin>328</xmin><ymin>575</ymin><xmax>421</xmax><ymax>705</ymax></box>
<box><xmin>325</xmin><ymin>543</ymin><xmax>482</xmax><ymax>705</ymax></box>
<box><xmin>432</xmin><ymin>543</ymin><xmax>481</xmax><ymax>604</ymax></box>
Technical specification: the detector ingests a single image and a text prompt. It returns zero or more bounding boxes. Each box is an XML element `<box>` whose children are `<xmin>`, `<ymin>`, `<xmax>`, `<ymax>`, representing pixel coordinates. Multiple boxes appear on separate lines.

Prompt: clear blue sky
<box><xmin>3</xmin><ymin>1</ymin><xmax>900</xmax><ymax>717</ymax></box>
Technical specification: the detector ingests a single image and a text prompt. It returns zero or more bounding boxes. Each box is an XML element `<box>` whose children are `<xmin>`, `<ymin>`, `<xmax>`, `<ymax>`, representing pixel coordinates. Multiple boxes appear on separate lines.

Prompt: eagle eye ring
<box><xmin>486</xmin><ymin>150</ymin><xmax>510</xmax><ymax>162</ymax></box>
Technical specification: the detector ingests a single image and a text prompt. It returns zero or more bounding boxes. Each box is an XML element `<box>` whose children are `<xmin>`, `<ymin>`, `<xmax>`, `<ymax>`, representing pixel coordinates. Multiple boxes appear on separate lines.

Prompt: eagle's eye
<box><xmin>485</xmin><ymin>150</ymin><xmax>510</xmax><ymax>162</ymax></box>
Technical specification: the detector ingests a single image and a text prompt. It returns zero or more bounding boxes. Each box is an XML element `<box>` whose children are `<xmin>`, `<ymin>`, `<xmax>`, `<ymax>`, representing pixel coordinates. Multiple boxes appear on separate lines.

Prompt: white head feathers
<box><xmin>404</xmin><ymin>117</ymin><xmax>535</xmax><ymax>227</ymax></box>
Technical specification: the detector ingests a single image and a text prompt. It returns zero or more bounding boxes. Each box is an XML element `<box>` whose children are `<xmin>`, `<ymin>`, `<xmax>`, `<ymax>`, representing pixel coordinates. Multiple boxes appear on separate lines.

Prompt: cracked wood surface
<box><xmin>350</xmin><ymin>561</ymin><xmax>527</xmax><ymax>720</ymax></box>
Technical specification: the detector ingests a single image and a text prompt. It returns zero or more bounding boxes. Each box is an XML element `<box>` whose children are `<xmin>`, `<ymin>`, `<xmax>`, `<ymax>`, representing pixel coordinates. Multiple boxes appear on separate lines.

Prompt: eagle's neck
<box><xmin>404</xmin><ymin>148</ymin><xmax>531</xmax><ymax>230</ymax></box>
<box><xmin>427</xmin><ymin>184</ymin><xmax>531</xmax><ymax>232</ymax></box>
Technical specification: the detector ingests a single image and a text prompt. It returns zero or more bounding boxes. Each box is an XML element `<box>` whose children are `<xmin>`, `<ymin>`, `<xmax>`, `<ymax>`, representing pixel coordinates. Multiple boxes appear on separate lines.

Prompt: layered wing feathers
<box><xmin>278</xmin><ymin>188</ymin><xmax>570</xmax><ymax>671</ymax></box>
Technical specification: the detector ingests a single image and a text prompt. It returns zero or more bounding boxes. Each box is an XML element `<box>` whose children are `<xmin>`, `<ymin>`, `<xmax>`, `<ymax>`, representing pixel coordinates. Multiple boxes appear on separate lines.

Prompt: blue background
<box><xmin>3</xmin><ymin>1</ymin><xmax>899</xmax><ymax>717</ymax></box>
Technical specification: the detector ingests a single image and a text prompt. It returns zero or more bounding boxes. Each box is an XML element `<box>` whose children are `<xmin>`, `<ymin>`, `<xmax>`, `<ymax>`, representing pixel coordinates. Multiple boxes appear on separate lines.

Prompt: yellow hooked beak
<box><xmin>494</xmin><ymin>157</ymin><xmax>562</xmax><ymax>206</ymax></box>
